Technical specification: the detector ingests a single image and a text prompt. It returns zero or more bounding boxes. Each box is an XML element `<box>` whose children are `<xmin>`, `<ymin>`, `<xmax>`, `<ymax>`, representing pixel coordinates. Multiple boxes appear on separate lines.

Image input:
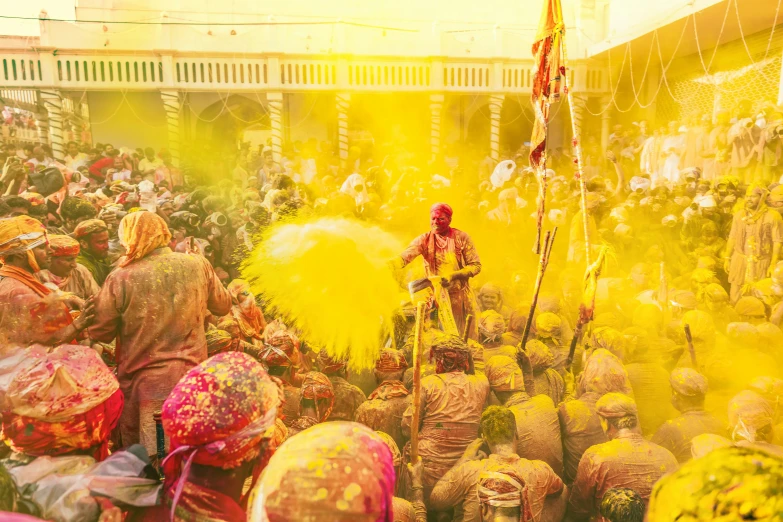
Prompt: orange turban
<box><xmin>300</xmin><ymin>371</ymin><xmax>335</xmax><ymax>422</ymax></box>
<box><xmin>0</xmin><ymin>215</ymin><xmax>47</xmax><ymax>270</ymax></box>
<box><xmin>375</xmin><ymin>348</ymin><xmax>408</xmax><ymax>372</ymax></box>
<box><xmin>72</xmin><ymin>218</ymin><xmax>107</xmax><ymax>239</ymax></box>
<box><xmin>118</xmin><ymin>211</ymin><xmax>172</xmax><ymax>267</ymax></box>
<box><xmin>48</xmin><ymin>234</ymin><xmax>80</xmax><ymax>257</ymax></box>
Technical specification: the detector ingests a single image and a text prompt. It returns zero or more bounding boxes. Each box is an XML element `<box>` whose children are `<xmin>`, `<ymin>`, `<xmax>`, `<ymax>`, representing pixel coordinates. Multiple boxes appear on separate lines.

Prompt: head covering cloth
<box><xmin>161</xmin><ymin>352</ymin><xmax>279</xmax><ymax>521</ymax></box>
<box><xmin>476</xmin><ymin>469</ymin><xmax>533</xmax><ymax>522</ymax></box>
<box><xmin>0</xmin><ymin>215</ymin><xmax>47</xmax><ymax>272</ymax></box>
<box><xmin>300</xmin><ymin>371</ymin><xmax>335</xmax><ymax>422</ymax></box>
<box><xmin>430</xmin><ymin>333</ymin><xmax>472</xmax><ymax>374</ymax></box>
<box><xmin>317</xmin><ymin>351</ymin><xmax>347</xmax><ymax>375</ymax></box>
<box><xmin>578</xmin><ymin>349</ymin><xmax>633</xmax><ymax>397</ymax></box>
<box><xmin>485</xmin><ymin>355</ymin><xmax>525</xmax><ymax>392</ymax></box>
<box><xmin>430</xmin><ymin>202</ymin><xmax>453</xmax><ymax>219</ymax></box>
<box><xmin>47</xmin><ymin>234</ymin><xmax>79</xmax><ymax>257</ymax></box>
<box><xmin>595</xmin><ymin>392</ymin><xmax>638</xmax><ymax>419</ymax></box>
<box><xmin>728</xmin><ymin>390</ymin><xmax>774</xmax><ymax>442</ymax></box>
<box><xmin>247</xmin><ymin>421</ymin><xmax>395</xmax><ymax>522</ymax></box>
<box><xmin>524</xmin><ymin>340</ymin><xmax>554</xmax><ymax>371</ymax></box>
<box><xmin>375</xmin><ymin>348</ymin><xmax>408</xmax><ymax>372</ymax></box>
<box><xmin>479</xmin><ymin>310</ymin><xmax>506</xmax><ymax>343</ymax></box>
<box><xmin>72</xmin><ymin>218</ymin><xmax>107</xmax><ymax>239</ymax></box>
<box><xmin>118</xmin><ymin>211</ymin><xmax>172</xmax><ymax>267</ymax></box>
<box><xmin>670</xmin><ymin>368</ymin><xmax>708</xmax><ymax>397</ymax></box>
<box><xmin>1</xmin><ymin>345</ymin><xmax>122</xmax><ymax>461</ymax></box>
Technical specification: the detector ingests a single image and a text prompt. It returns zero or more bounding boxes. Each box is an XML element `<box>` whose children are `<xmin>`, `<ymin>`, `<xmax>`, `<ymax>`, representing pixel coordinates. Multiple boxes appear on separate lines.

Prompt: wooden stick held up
<box><xmin>520</xmin><ymin>227</ymin><xmax>558</xmax><ymax>350</ymax></box>
<box><xmin>410</xmin><ymin>301</ymin><xmax>426</xmax><ymax>463</ymax></box>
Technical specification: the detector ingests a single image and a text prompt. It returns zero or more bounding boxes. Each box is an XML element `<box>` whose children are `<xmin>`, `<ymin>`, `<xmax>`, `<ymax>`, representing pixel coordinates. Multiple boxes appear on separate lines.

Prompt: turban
<box><xmin>300</xmin><ymin>371</ymin><xmax>335</xmax><ymax>422</ymax></box>
<box><xmin>596</xmin><ymin>392</ymin><xmax>638</xmax><ymax>419</ymax></box>
<box><xmin>118</xmin><ymin>211</ymin><xmax>172</xmax><ymax>267</ymax></box>
<box><xmin>728</xmin><ymin>390</ymin><xmax>774</xmax><ymax>441</ymax></box>
<box><xmin>430</xmin><ymin>333</ymin><xmax>472</xmax><ymax>374</ymax></box>
<box><xmin>247</xmin><ymin>422</ymin><xmax>395</xmax><ymax>522</ymax></box>
<box><xmin>757</xmin><ymin>322</ymin><xmax>783</xmax><ymax>345</ymax></box>
<box><xmin>578</xmin><ymin>349</ymin><xmax>632</xmax><ymax>396</ymax></box>
<box><xmin>704</xmin><ymin>283</ymin><xmax>729</xmax><ymax>303</ymax></box>
<box><xmin>477</xmin><ymin>470</ymin><xmax>533</xmax><ymax>522</ymax></box>
<box><xmin>670</xmin><ymin>368</ymin><xmax>708</xmax><ymax>397</ymax></box>
<box><xmin>748</xmin><ymin>376</ymin><xmax>783</xmax><ymax>404</ymax></box>
<box><xmin>430</xmin><ymin>202</ymin><xmax>453</xmax><ymax>218</ymax></box>
<box><xmin>317</xmin><ymin>351</ymin><xmax>347</xmax><ymax>375</ymax></box>
<box><xmin>689</xmin><ymin>433</ymin><xmax>732</xmax><ymax>460</ymax></box>
<box><xmin>161</xmin><ymin>352</ymin><xmax>279</xmax><ymax>521</ymax></box>
<box><xmin>535</xmin><ymin>312</ymin><xmax>562</xmax><ymax>337</ymax></box>
<box><xmin>72</xmin><ymin>218</ymin><xmax>107</xmax><ymax>239</ymax></box>
<box><xmin>538</xmin><ymin>295</ymin><xmax>561</xmax><ymax>314</ymax></box>
<box><xmin>479</xmin><ymin>310</ymin><xmax>507</xmax><ymax>342</ymax></box>
<box><xmin>260</xmin><ymin>330</ymin><xmax>298</xmax><ymax>368</ymax></box>
<box><xmin>592</xmin><ymin>327</ymin><xmax>625</xmax><ymax>357</ymax></box>
<box><xmin>375</xmin><ymin>430</ymin><xmax>401</xmax><ymax>468</ymax></box>
<box><xmin>507</xmin><ymin>307</ymin><xmax>529</xmax><ymax>335</ymax></box>
<box><xmin>698</xmin><ymin>195</ymin><xmax>717</xmax><ymax>208</ymax></box>
<box><xmin>670</xmin><ymin>290</ymin><xmax>697</xmax><ymax>310</ymax></box>
<box><xmin>375</xmin><ymin>348</ymin><xmax>408</xmax><ymax>373</ymax></box>
<box><xmin>735</xmin><ymin>296</ymin><xmax>766</xmax><ymax>318</ymax></box>
<box><xmin>525</xmin><ymin>340</ymin><xmax>554</xmax><ymax>371</ymax></box>
<box><xmin>726</xmin><ymin>322</ymin><xmax>760</xmax><ymax>346</ymax></box>
<box><xmin>681</xmin><ymin>310</ymin><xmax>715</xmax><ymax>342</ymax></box>
<box><xmin>205</xmin><ymin>327</ymin><xmax>234</xmax><ymax>356</ymax></box>
<box><xmin>485</xmin><ymin>355</ymin><xmax>525</xmax><ymax>392</ymax></box>
<box><xmin>226</xmin><ymin>278</ymin><xmax>252</xmax><ymax>302</ymax></box>
<box><xmin>647</xmin><ymin>447</ymin><xmax>783</xmax><ymax>521</ymax></box>
<box><xmin>47</xmin><ymin>234</ymin><xmax>80</xmax><ymax>257</ymax></box>
<box><xmin>1</xmin><ymin>345</ymin><xmax>123</xmax><ymax>461</ymax></box>
<box><xmin>0</xmin><ymin>215</ymin><xmax>47</xmax><ymax>270</ymax></box>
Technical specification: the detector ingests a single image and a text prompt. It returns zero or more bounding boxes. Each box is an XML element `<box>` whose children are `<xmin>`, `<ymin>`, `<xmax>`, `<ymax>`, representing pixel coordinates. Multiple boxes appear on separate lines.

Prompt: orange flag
<box><xmin>529</xmin><ymin>0</ymin><xmax>565</xmax><ymax>171</ymax></box>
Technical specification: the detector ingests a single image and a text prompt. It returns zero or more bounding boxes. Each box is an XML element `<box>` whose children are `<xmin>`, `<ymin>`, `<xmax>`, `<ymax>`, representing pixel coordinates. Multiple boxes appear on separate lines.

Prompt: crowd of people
<box><xmin>0</xmin><ymin>96</ymin><xmax>782</xmax><ymax>522</ymax></box>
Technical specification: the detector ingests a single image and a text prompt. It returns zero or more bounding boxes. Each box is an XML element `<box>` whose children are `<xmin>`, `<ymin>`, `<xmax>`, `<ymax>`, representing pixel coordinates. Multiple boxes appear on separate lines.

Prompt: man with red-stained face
<box><xmin>397</xmin><ymin>203</ymin><xmax>482</xmax><ymax>339</ymax></box>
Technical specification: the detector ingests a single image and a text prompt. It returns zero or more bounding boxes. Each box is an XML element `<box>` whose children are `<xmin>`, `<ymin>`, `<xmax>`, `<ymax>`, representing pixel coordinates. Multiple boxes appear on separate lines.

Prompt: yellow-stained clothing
<box><xmin>429</xmin><ymin>453</ymin><xmax>563</xmax><ymax>522</ymax></box>
<box><xmin>327</xmin><ymin>375</ymin><xmax>367</xmax><ymax>421</ymax></box>
<box><xmin>505</xmin><ymin>392</ymin><xmax>564</xmax><ymax>477</ymax></box>
<box><xmin>558</xmin><ymin>393</ymin><xmax>608</xmax><ymax>484</ymax></box>
<box><xmin>402</xmin><ymin>371</ymin><xmax>490</xmax><ymax>494</ymax></box>
<box><xmin>567</xmin><ymin>432</ymin><xmax>678</xmax><ymax>521</ymax></box>
<box><xmin>651</xmin><ymin>409</ymin><xmax>726</xmax><ymax>463</ymax></box>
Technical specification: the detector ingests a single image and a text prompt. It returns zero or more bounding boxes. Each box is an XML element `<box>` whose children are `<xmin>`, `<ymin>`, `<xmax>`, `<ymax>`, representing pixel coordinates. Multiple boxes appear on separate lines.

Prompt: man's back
<box><xmin>568</xmin><ymin>433</ymin><xmax>678</xmax><ymax>519</ymax></box>
<box><xmin>90</xmin><ymin>248</ymin><xmax>231</xmax><ymax>376</ymax></box>
<box><xmin>625</xmin><ymin>361</ymin><xmax>677</xmax><ymax>436</ymax></box>
<box><xmin>558</xmin><ymin>393</ymin><xmax>607</xmax><ymax>484</ymax></box>
<box><xmin>430</xmin><ymin>453</ymin><xmax>563</xmax><ymax>522</ymax></box>
<box><xmin>328</xmin><ymin>375</ymin><xmax>366</xmax><ymax>421</ymax></box>
<box><xmin>506</xmin><ymin>392</ymin><xmax>564</xmax><ymax>477</ymax></box>
<box><xmin>651</xmin><ymin>409</ymin><xmax>726</xmax><ymax>463</ymax></box>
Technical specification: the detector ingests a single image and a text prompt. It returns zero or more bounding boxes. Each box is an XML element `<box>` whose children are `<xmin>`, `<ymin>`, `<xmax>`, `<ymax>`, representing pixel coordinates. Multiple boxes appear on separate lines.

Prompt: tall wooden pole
<box><xmin>410</xmin><ymin>301</ymin><xmax>425</xmax><ymax>463</ymax></box>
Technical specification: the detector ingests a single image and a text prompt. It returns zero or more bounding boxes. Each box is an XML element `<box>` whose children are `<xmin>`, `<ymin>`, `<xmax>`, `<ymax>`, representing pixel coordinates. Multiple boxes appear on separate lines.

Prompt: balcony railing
<box><xmin>0</xmin><ymin>51</ymin><xmax>609</xmax><ymax>95</ymax></box>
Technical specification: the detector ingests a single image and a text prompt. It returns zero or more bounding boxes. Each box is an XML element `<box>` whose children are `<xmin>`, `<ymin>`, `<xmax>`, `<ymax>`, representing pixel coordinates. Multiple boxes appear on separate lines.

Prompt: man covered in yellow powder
<box><xmin>429</xmin><ymin>406</ymin><xmax>564</xmax><ymax>522</ymax></box>
<box><xmin>724</xmin><ymin>183</ymin><xmax>783</xmax><ymax>302</ymax></box>
<box><xmin>89</xmin><ymin>211</ymin><xmax>232</xmax><ymax>455</ymax></box>
<box><xmin>397</xmin><ymin>203</ymin><xmax>482</xmax><ymax>340</ymax></box>
<box><xmin>0</xmin><ymin>215</ymin><xmax>94</xmax><ymax>347</ymax></box>
<box><xmin>316</xmin><ymin>351</ymin><xmax>367</xmax><ymax>421</ymax></box>
<box><xmin>485</xmin><ymin>355</ymin><xmax>564</xmax><ymax>478</ymax></box>
<box><xmin>558</xmin><ymin>349</ymin><xmax>634</xmax><ymax>485</ymax></box>
<box><xmin>651</xmin><ymin>368</ymin><xmax>725</xmax><ymax>464</ymax></box>
<box><xmin>355</xmin><ymin>348</ymin><xmax>410</xmax><ymax>451</ymax></box>
<box><xmin>566</xmin><ymin>393</ymin><xmax>678</xmax><ymax>521</ymax></box>
<box><xmin>36</xmin><ymin>234</ymin><xmax>100</xmax><ymax>300</ymax></box>
<box><xmin>402</xmin><ymin>334</ymin><xmax>489</xmax><ymax>507</ymax></box>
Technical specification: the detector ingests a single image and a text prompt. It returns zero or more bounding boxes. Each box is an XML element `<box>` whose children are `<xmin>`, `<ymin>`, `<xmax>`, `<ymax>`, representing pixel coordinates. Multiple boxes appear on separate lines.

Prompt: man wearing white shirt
<box><xmin>63</xmin><ymin>141</ymin><xmax>88</xmax><ymax>171</ymax></box>
<box><xmin>26</xmin><ymin>146</ymin><xmax>55</xmax><ymax>170</ymax></box>
<box><xmin>138</xmin><ymin>147</ymin><xmax>164</xmax><ymax>174</ymax></box>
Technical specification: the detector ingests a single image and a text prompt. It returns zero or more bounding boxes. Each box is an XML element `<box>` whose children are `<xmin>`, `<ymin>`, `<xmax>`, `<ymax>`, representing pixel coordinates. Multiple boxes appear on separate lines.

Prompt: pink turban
<box><xmin>430</xmin><ymin>202</ymin><xmax>453</xmax><ymax>218</ymax></box>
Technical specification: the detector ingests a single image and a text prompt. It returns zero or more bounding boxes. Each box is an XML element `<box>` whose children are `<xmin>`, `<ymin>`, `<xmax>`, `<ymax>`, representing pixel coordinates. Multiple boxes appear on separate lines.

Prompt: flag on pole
<box><xmin>529</xmin><ymin>0</ymin><xmax>565</xmax><ymax>170</ymax></box>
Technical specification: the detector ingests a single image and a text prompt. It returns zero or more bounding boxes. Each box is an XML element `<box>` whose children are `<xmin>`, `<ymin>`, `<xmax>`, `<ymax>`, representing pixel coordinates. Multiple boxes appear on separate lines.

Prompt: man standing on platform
<box><xmin>396</xmin><ymin>203</ymin><xmax>482</xmax><ymax>339</ymax></box>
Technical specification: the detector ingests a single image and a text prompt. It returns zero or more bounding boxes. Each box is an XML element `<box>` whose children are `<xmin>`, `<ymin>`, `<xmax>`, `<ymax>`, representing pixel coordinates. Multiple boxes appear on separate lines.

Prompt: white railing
<box><xmin>0</xmin><ymin>50</ymin><xmax>609</xmax><ymax>95</ymax></box>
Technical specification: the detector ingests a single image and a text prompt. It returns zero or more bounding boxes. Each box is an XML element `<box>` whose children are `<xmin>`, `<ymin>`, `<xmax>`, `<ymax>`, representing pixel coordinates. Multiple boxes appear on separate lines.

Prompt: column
<box><xmin>778</xmin><ymin>45</ymin><xmax>783</xmax><ymax>106</ymax></box>
<box><xmin>267</xmin><ymin>92</ymin><xmax>284</xmax><ymax>164</ymax></box>
<box><xmin>39</xmin><ymin>90</ymin><xmax>64</xmax><ymax>160</ymax></box>
<box><xmin>160</xmin><ymin>90</ymin><xmax>181</xmax><ymax>167</ymax></box>
<box><xmin>429</xmin><ymin>94</ymin><xmax>444</xmax><ymax>161</ymax></box>
<box><xmin>336</xmin><ymin>92</ymin><xmax>350</xmax><ymax>163</ymax></box>
<box><xmin>600</xmin><ymin>95</ymin><xmax>612</xmax><ymax>151</ymax></box>
<box><xmin>488</xmin><ymin>94</ymin><xmax>504</xmax><ymax>162</ymax></box>
<box><xmin>35</xmin><ymin>112</ymin><xmax>49</xmax><ymax>147</ymax></box>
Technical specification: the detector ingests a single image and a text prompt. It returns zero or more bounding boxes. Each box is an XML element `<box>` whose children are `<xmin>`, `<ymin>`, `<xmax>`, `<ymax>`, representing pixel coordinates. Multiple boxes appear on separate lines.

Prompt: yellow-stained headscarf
<box><xmin>118</xmin><ymin>211</ymin><xmax>172</xmax><ymax>267</ymax></box>
<box><xmin>0</xmin><ymin>215</ymin><xmax>47</xmax><ymax>272</ymax></box>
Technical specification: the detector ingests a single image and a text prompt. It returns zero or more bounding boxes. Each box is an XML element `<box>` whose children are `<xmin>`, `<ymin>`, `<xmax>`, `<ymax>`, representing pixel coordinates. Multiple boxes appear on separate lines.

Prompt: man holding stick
<box><xmin>397</xmin><ymin>203</ymin><xmax>482</xmax><ymax>340</ymax></box>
